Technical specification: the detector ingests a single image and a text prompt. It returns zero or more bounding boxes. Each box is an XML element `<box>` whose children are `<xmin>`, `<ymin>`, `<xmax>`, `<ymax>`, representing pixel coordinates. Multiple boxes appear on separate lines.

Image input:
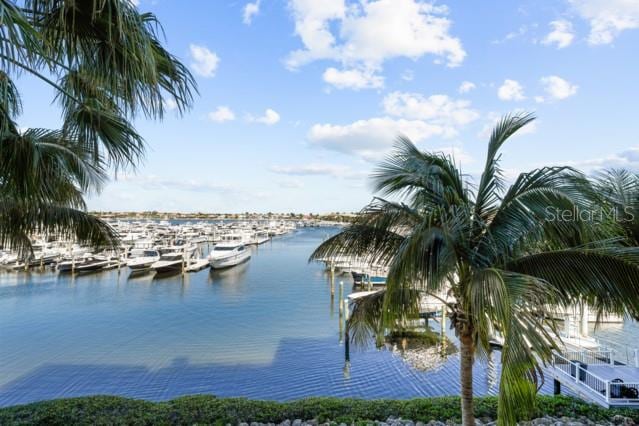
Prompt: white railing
<box><xmin>562</xmin><ymin>350</ymin><xmax>613</xmax><ymax>365</ymax></box>
<box><xmin>552</xmin><ymin>351</ymin><xmax>639</xmax><ymax>404</ymax></box>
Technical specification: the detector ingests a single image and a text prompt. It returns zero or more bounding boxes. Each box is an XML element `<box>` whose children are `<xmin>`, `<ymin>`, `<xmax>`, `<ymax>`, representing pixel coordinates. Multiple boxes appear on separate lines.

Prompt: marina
<box><xmin>0</xmin><ymin>226</ymin><xmax>502</xmax><ymax>406</ymax></box>
<box><xmin>0</xmin><ymin>219</ymin><xmax>325</xmax><ymax>276</ymax></box>
<box><xmin>0</xmin><ymin>225</ymin><xmax>638</xmax><ymax>409</ymax></box>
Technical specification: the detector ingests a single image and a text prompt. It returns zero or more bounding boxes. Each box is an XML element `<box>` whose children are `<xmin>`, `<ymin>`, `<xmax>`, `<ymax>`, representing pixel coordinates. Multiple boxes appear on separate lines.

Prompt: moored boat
<box><xmin>208</xmin><ymin>243</ymin><xmax>251</xmax><ymax>269</ymax></box>
<box><xmin>127</xmin><ymin>249</ymin><xmax>161</xmax><ymax>271</ymax></box>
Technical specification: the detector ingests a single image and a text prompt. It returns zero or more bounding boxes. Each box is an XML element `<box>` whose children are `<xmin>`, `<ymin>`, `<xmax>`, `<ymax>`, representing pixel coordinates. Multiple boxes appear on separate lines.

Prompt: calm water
<box><xmin>1</xmin><ymin>226</ymin><xmax>632</xmax><ymax>406</ymax></box>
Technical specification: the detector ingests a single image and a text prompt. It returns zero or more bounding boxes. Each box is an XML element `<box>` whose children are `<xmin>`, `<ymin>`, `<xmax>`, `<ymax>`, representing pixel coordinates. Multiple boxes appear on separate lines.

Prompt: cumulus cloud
<box><xmin>286</xmin><ymin>0</ymin><xmax>465</xmax><ymax>88</ymax></box>
<box><xmin>310</xmin><ymin>117</ymin><xmax>472</xmax><ymax>162</ymax></box>
<box><xmin>189</xmin><ymin>44</ymin><xmax>219</xmax><ymax>78</ymax></box>
<box><xmin>322</xmin><ymin>67</ymin><xmax>384</xmax><ymax>90</ymax></box>
<box><xmin>270</xmin><ymin>163</ymin><xmax>366</xmax><ymax>179</ymax></box>
<box><xmin>243</xmin><ymin>0</ymin><xmax>261</xmax><ymax>25</ymax></box>
<box><xmin>458</xmin><ymin>81</ymin><xmax>476</xmax><ymax>94</ymax></box>
<box><xmin>250</xmin><ymin>108</ymin><xmax>281</xmax><ymax>125</ymax></box>
<box><xmin>497</xmin><ymin>79</ymin><xmax>526</xmax><ymax>101</ymax></box>
<box><xmin>569</xmin><ymin>0</ymin><xmax>639</xmax><ymax>45</ymax></box>
<box><xmin>537</xmin><ymin>75</ymin><xmax>578</xmax><ymax>102</ymax></box>
<box><xmin>567</xmin><ymin>147</ymin><xmax>639</xmax><ymax>171</ymax></box>
<box><xmin>305</xmin><ymin>90</ymin><xmax>478</xmax><ymax>162</ymax></box>
<box><xmin>383</xmin><ymin>92</ymin><xmax>479</xmax><ymax>128</ymax></box>
<box><xmin>208</xmin><ymin>106</ymin><xmax>236</xmax><ymax>123</ymax></box>
<box><xmin>308</xmin><ymin>118</ymin><xmax>443</xmax><ymax>160</ymax></box>
<box><xmin>542</xmin><ymin>20</ymin><xmax>575</xmax><ymax>48</ymax></box>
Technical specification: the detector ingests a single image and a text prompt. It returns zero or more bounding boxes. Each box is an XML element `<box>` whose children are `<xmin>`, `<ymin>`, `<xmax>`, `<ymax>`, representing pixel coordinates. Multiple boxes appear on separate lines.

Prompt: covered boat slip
<box><xmin>550</xmin><ymin>349</ymin><xmax>639</xmax><ymax>408</ymax></box>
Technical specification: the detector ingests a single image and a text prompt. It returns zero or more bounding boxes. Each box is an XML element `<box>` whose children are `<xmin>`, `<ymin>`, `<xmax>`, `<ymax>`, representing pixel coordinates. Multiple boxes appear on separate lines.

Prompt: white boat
<box><xmin>250</xmin><ymin>230</ymin><xmax>270</xmax><ymax>245</ymax></box>
<box><xmin>74</xmin><ymin>256</ymin><xmax>120</xmax><ymax>273</ymax></box>
<box><xmin>127</xmin><ymin>249</ymin><xmax>161</xmax><ymax>271</ymax></box>
<box><xmin>208</xmin><ymin>243</ymin><xmax>251</xmax><ymax>269</ymax></box>
<box><xmin>150</xmin><ymin>246</ymin><xmax>194</xmax><ymax>273</ymax></box>
<box><xmin>57</xmin><ymin>253</ymin><xmax>94</xmax><ymax>272</ymax></box>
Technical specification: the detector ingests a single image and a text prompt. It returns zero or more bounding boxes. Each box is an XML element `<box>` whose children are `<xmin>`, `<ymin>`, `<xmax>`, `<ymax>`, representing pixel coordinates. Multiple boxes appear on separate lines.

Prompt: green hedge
<box><xmin>0</xmin><ymin>395</ymin><xmax>636</xmax><ymax>425</ymax></box>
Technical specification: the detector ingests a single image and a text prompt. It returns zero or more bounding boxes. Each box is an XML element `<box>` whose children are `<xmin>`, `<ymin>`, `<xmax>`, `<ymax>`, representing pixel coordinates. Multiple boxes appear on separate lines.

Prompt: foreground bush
<box><xmin>0</xmin><ymin>395</ymin><xmax>637</xmax><ymax>425</ymax></box>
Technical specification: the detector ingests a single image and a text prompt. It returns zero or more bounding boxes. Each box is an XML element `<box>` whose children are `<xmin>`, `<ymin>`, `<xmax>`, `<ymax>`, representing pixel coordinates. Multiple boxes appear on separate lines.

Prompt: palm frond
<box><xmin>63</xmin><ymin>97</ymin><xmax>144</xmax><ymax>170</ymax></box>
<box><xmin>474</xmin><ymin>113</ymin><xmax>536</xmax><ymax>223</ymax></box>
<box><xmin>475</xmin><ymin>166</ymin><xmax>595</xmax><ymax>266</ymax></box>
<box><xmin>309</xmin><ymin>199</ymin><xmax>415</xmax><ymax>266</ymax></box>
<box><xmin>508</xmin><ymin>247</ymin><xmax>639</xmax><ymax>319</ymax></box>
<box><xmin>0</xmin><ymin>70</ymin><xmax>22</xmax><ymax>119</ymax></box>
<box><xmin>592</xmin><ymin>169</ymin><xmax>639</xmax><ymax>245</ymax></box>
<box><xmin>0</xmin><ymin>0</ymin><xmax>42</xmax><ymax>71</ymax></box>
<box><xmin>0</xmin><ymin>199</ymin><xmax>117</xmax><ymax>256</ymax></box>
<box><xmin>0</xmin><ymin>127</ymin><xmax>106</xmax><ymax>205</ymax></box>
<box><xmin>371</xmin><ymin>136</ymin><xmax>467</xmax><ymax>210</ymax></box>
<box><xmin>467</xmin><ymin>269</ymin><xmax>559</xmax><ymax>425</ymax></box>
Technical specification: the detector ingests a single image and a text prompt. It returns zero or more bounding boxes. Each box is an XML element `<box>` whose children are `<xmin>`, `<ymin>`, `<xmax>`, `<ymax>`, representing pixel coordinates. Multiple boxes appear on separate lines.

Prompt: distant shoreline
<box><xmin>91</xmin><ymin>212</ymin><xmax>357</xmax><ymax>222</ymax></box>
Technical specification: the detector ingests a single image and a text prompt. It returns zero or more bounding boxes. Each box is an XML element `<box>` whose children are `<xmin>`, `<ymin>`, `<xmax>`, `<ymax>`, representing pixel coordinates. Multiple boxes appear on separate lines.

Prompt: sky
<box><xmin>13</xmin><ymin>0</ymin><xmax>639</xmax><ymax>213</ymax></box>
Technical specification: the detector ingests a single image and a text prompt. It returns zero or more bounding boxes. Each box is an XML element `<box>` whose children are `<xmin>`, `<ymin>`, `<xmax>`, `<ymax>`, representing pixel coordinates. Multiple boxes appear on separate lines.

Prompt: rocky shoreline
<box><xmin>236</xmin><ymin>415</ymin><xmax>636</xmax><ymax>426</ymax></box>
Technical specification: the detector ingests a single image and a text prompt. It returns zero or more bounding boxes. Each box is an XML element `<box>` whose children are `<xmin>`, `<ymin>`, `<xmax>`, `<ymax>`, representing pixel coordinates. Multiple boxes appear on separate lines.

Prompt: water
<box><xmin>5</xmin><ymin>226</ymin><xmax>634</xmax><ymax>406</ymax></box>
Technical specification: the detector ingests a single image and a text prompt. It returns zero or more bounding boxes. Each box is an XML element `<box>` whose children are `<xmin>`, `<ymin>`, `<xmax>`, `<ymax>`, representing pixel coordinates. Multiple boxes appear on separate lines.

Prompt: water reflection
<box><xmin>0</xmin><ymin>228</ymin><xmax>539</xmax><ymax>406</ymax></box>
<box><xmin>208</xmin><ymin>259</ymin><xmax>250</xmax><ymax>282</ymax></box>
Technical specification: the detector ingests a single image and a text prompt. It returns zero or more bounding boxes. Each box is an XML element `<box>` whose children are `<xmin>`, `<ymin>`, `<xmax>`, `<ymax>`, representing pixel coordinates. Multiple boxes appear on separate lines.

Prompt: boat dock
<box><xmin>550</xmin><ymin>348</ymin><xmax>639</xmax><ymax>407</ymax></box>
<box><xmin>185</xmin><ymin>259</ymin><xmax>209</xmax><ymax>272</ymax></box>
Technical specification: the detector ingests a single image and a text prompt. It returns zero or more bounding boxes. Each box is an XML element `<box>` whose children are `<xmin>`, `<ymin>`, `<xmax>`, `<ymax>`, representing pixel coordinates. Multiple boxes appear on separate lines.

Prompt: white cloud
<box><xmin>542</xmin><ymin>20</ymin><xmax>575</xmax><ymax>48</ymax></box>
<box><xmin>492</xmin><ymin>24</ymin><xmax>532</xmax><ymax>44</ymax></box>
<box><xmin>270</xmin><ymin>163</ymin><xmax>366</xmax><ymax>179</ymax></box>
<box><xmin>189</xmin><ymin>44</ymin><xmax>219</xmax><ymax>78</ymax></box>
<box><xmin>286</xmin><ymin>0</ymin><xmax>465</xmax><ymax>87</ymax></box>
<box><xmin>569</xmin><ymin>0</ymin><xmax>639</xmax><ymax>45</ymax></box>
<box><xmin>322</xmin><ymin>67</ymin><xmax>384</xmax><ymax>90</ymax></box>
<box><xmin>163</xmin><ymin>98</ymin><xmax>178</xmax><ymax>111</ymax></box>
<box><xmin>538</xmin><ymin>75</ymin><xmax>578</xmax><ymax>101</ymax></box>
<box><xmin>306</xmin><ymin>90</ymin><xmax>478</xmax><ymax>162</ymax></box>
<box><xmin>383</xmin><ymin>92</ymin><xmax>479</xmax><ymax>128</ymax></box>
<box><xmin>309</xmin><ymin>117</ymin><xmax>457</xmax><ymax>161</ymax></box>
<box><xmin>251</xmin><ymin>108</ymin><xmax>281</xmax><ymax>125</ymax></box>
<box><xmin>243</xmin><ymin>0</ymin><xmax>261</xmax><ymax>25</ymax></box>
<box><xmin>130</xmin><ymin>0</ymin><xmax>140</xmax><ymax>6</ymax></box>
<box><xmin>567</xmin><ymin>147</ymin><xmax>639</xmax><ymax>171</ymax></box>
<box><xmin>458</xmin><ymin>81</ymin><xmax>476</xmax><ymax>94</ymax></box>
<box><xmin>497</xmin><ymin>79</ymin><xmax>526</xmax><ymax>101</ymax></box>
<box><xmin>208</xmin><ymin>106</ymin><xmax>236</xmax><ymax>123</ymax></box>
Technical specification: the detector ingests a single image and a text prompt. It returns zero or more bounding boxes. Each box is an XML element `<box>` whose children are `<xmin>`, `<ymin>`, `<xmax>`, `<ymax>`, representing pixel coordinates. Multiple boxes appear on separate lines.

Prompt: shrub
<box><xmin>0</xmin><ymin>395</ymin><xmax>637</xmax><ymax>425</ymax></box>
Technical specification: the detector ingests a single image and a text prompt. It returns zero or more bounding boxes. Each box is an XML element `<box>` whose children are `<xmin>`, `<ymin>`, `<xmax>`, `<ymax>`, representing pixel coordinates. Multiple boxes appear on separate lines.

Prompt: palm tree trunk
<box><xmin>460</xmin><ymin>331</ymin><xmax>475</xmax><ymax>426</ymax></box>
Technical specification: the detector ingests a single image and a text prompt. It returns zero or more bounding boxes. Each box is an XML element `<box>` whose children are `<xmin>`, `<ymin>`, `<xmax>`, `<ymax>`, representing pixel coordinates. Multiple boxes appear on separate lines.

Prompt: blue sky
<box><xmin>14</xmin><ymin>0</ymin><xmax>639</xmax><ymax>213</ymax></box>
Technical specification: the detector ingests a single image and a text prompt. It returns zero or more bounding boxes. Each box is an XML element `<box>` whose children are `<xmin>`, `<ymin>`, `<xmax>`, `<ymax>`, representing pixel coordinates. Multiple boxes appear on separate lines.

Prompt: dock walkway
<box><xmin>550</xmin><ymin>349</ymin><xmax>639</xmax><ymax>407</ymax></box>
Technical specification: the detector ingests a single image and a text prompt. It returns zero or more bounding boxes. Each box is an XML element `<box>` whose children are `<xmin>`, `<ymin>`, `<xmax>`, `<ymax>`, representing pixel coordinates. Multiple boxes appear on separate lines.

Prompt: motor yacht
<box><xmin>208</xmin><ymin>243</ymin><xmax>251</xmax><ymax>269</ymax></box>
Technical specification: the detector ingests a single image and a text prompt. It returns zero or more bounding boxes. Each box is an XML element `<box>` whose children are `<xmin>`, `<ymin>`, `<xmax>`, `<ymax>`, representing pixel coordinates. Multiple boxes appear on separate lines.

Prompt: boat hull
<box><xmin>209</xmin><ymin>251</ymin><xmax>251</xmax><ymax>269</ymax></box>
<box><xmin>151</xmin><ymin>260</ymin><xmax>184</xmax><ymax>273</ymax></box>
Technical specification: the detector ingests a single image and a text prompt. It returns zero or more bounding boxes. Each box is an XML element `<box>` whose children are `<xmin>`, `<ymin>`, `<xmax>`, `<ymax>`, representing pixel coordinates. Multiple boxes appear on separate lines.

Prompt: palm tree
<box><xmin>0</xmin><ymin>0</ymin><xmax>197</xmax><ymax>253</ymax></box>
<box><xmin>591</xmin><ymin>169</ymin><xmax>639</xmax><ymax>246</ymax></box>
<box><xmin>311</xmin><ymin>114</ymin><xmax>639</xmax><ymax>425</ymax></box>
